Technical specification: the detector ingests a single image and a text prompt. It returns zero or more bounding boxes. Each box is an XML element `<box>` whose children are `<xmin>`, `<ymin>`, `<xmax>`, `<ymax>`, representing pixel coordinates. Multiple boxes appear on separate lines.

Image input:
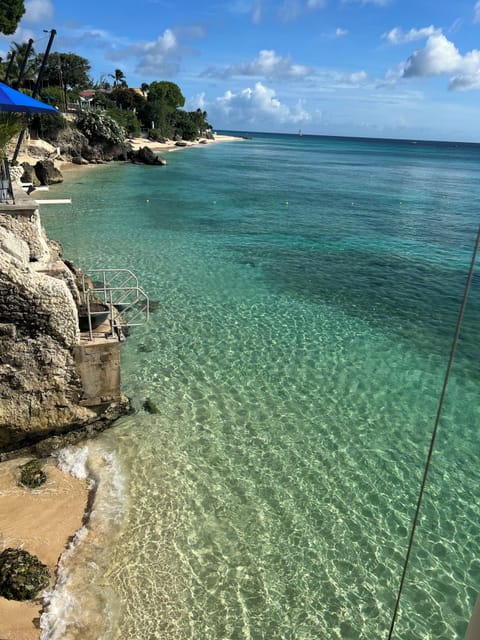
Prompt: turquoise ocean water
<box><xmin>40</xmin><ymin>133</ymin><xmax>480</xmax><ymax>639</ymax></box>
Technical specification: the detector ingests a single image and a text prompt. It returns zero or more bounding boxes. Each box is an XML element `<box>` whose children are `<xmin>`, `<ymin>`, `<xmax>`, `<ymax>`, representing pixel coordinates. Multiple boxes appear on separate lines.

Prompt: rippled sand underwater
<box><xmin>41</xmin><ymin>133</ymin><xmax>480</xmax><ymax>639</ymax></box>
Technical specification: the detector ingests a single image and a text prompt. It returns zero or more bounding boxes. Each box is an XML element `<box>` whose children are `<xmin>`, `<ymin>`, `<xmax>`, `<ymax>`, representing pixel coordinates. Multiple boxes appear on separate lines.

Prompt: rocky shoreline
<box><xmin>0</xmin><ymin>131</ymin><xmax>245</xmax><ymax>639</ymax></box>
<box><xmin>12</xmin><ymin>132</ymin><xmax>242</xmax><ymax>188</ymax></box>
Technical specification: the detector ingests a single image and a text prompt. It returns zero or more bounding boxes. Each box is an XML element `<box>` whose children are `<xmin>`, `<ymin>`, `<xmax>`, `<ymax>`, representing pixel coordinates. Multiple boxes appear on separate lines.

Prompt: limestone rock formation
<box><xmin>34</xmin><ymin>160</ymin><xmax>63</xmax><ymax>186</ymax></box>
<box><xmin>0</xmin><ymin>189</ymin><xmax>130</xmax><ymax>454</ymax></box>
<box><xmin>19</xmin><ymin>162</ymin><xmax>40</xmax><ymax>187</ymax></box>
<box><xmin>132</xmin><ymin>146</ymin><xmax>167</xmax><ymax>166</ymax></box>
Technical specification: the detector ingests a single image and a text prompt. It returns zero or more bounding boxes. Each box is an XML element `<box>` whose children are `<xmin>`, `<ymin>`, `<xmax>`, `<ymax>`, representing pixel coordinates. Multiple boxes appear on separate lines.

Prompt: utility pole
<box><xmin>12</xmin><ymin>29</ymin><xmax>57</xmax><ymax>165</ymax></box>
<box><xmin>31</xmin><ymin>29</ymin><xmax>56</xmax><ymax>98</ymax></box>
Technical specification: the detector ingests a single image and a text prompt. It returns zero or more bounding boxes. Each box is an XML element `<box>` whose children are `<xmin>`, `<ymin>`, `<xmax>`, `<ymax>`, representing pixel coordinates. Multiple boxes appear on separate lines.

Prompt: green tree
<box><xmin>145</xmin><ymin>81</ymin><xmax>185</xmax><ymax>137</ymax></box>
<box><xmin>170</xmin><ymin>109</ymin><xmax>212</xmax><ymax>141</ymax></box>
<box><xmin>0</xmin><ymin>0</ymin><xmax>25</xmax><ymax>36</ymax></box>
<box><xmin>40</xmin><ymin>52</ymin><xmax>92</xmax><ymax>91</ymax></box>
<box><xmin>147</xmin><ymin>81</ymin><xmax>185</xmax><ymax>110</ymax></box>
<box><xmin>29</xmin><ymin>112</ymin><xmax>67</xmax><ymax>143</ymax></box>
<box><xmin>0</xmin><ymin>113</ymin><xmax>24</xmax><ymax>158</ymax></box>
<box><xmin>92</xmin><ymin>92</ymin><xmax>116</xmax><ymax>110</ymax></box>
<box><xmin>110</xmin><ymin>68</ymin><xmax>127</xmax><ymax>88</ymax></box>
<box><xmin>95</xmin><ymin>74</ymin><xmax>112</xmax><ymax>91</ymax></box>
<box><xmin>173</xmin><ymin>110</ymin><xmax>198</xmax><ymax>141</ymax></box>
<box><xmin>110</xmin><ymin>87</ymin><xmax>145</xmax><ymax>112</ymax></box>
<box><xmin>107</xmin><ymin>108</ymin><xmax>141</xmax><ymax>137</ymax></box>
<box><xmin>5</xmin><ymin>41</ymin><xmax>37</xmax><ymax>89</ymax></box>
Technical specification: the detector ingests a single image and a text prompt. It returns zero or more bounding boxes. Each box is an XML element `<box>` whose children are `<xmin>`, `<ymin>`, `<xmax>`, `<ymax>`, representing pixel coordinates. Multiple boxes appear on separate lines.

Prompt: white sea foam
<box><xmin>55</xmin><ymin>446</ymin><xmax>90</xmax><ymax>480</ymax></box>
<box><xmin>40</xmin><ymin>442</ymin><xmax>128</xmax><ymax>639</ymax></box>
<box><xmin>40</xmin><ymin>527</ymin><xmax>89</xmax><ymax>640</ymax></box>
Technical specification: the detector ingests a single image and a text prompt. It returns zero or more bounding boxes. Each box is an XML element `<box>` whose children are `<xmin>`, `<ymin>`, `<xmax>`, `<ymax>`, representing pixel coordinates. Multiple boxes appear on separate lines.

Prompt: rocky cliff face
<box><xmin>0</xmin><ymin>189</ymin><xmax>129</xmax><ymax>455</ymax></box>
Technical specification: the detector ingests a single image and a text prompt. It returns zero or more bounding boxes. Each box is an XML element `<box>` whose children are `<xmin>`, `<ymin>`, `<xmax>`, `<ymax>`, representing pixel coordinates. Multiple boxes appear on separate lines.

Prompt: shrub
<box><xmin>75</xmin><ymin>110</ymin><xmax>126</xmax><ymax>144</ymax></box>
<box><xmin>29</xmin><ymin>112</ymin><xmax>67</xmax><ymax>143</ymax></box>
<box><xmin>0</xmin><ymin>113</ymin><xmax>24</xmax><ymax>157</ymax></box>
<box><xmin>107</xmin><ymin>108</ymin><xmax>141</xmax><ymax>137</ymax></box>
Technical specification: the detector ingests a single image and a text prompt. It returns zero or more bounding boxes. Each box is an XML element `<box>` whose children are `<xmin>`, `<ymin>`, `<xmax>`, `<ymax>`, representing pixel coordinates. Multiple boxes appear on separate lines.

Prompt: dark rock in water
<box><xmin>147</xmin><ymin>299</ymin><xmax>160</xmax><ymax>312</ymax></box>
<box><xmin>20</xmin><ymin>162</ymin><xmax>40</xmax><ymax>186</ymax></box>
<box><xmin>34</xmin><ymin>160</ymin><xmax>63</xmax><ymax>185</ymax></box>
<box><xmin>143</xmin><ymin>398</ymin><xmax>160</xmax><ymax>414</ymax></box>
<box><xmin>0</xmin><ymin>548</ymin><xmax>50</xmax><ymax>600</ymax></box>
<box><xmin>132</xmin><ymin>146</ymin><xmax>167</xmax><ymax>166</ymax></box>
<box><xmin>18</xmin><ymin>459</ymin><xmax>47</xmax><ymax>488</ymax></box>
<box><xmin>103</xmin><ymin>142</ymin><xmax>131</xmax><ymax>162</ymax></box>
<box><xmin>137</xmin><ymin>343</ymin><xmax>153</xmax><ymax>353</ymax></box>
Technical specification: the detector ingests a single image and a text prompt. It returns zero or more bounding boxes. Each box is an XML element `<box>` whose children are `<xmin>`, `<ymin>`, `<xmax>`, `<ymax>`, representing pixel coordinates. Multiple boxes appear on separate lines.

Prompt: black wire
<box><xmin>387</xmin><ymin>225</ymin><xmax>480</xmax><ymax>640</ymax></box>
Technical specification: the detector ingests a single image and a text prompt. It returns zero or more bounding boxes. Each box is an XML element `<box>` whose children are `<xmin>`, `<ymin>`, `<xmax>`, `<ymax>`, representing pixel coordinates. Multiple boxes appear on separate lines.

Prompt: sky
<box><xmin>2</xmin><ymin>0</ymin><xmax>480</xmax><ymax>141</ymax></box>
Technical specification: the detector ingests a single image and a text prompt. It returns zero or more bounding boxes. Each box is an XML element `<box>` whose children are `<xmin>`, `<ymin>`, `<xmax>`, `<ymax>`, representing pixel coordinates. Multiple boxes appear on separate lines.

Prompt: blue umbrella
<box><xmin>0</xmin><ymin>81</ymin><xmax>57</xmax><ymax>114</ymax></box>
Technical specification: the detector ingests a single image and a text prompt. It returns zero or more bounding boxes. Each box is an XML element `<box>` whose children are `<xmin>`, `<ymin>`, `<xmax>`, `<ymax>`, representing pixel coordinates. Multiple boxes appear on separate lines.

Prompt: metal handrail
<box><xmin>0</xmin><ymin>157</ymin><xmax>15</xmax><ymax>204</ymax></box>
<box><xmin>80</xmin><ymin>268</ymin><xmax>150</xmax><ymax>341</ymax></box>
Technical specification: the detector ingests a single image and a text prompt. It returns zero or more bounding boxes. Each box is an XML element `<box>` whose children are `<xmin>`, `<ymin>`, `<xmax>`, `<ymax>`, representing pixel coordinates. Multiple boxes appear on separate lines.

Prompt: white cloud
<box><xmin>321</xmin><ymin>27</ymin><xmax>348</xmax><ymax>40</ymax></box>
<box><xmin>449</xmin><ymin>71</ymin><xmax>480</xmax><ymax>91</ymax></box>
<box><xmin>382</xmin><ymin>25</ymin><xmax>439</xmax><ymax>45</ymax></box>
<box><xmin>279</xmin><ymin>0</ymin><xmax>326</xmax><ymax>21</ymax></box>
<box><xmin>342</xmin><ymin>70</ymin><xmax>368</xmax><ymax>85</ymax></box>
<box><xmin>23</xmin><ymin>0</ymin><xmax>54</xmax><ymax>24</ymax></box>
<box><xmin>213</xmin><ymin>82</ymin><xmax>311</xmax><ymax>125</ymax></box>
<box><xmin>398</xmin><ymin>32</ymin><xmax>480</xmax><ymax>91</ymax></box>
<box><xmin>252</xmin><ymin>0</ymin><xmax>263</xmax><ymax>23</ymax></box>
<box><xmin>133</xmin><ymin>30</ymin><xmax>180</xmax><ymax>75</ymax></box>
<box><xmin>104</xmin><ymin>27</ymin><xmax>204</xmax><ymax>77</ymax></box>
<box><xmin>187</xmin><ymin>92</ymin><xmax>207</xmax><ymax>111</ymax></box>
<box><xmin>0</xmin><ymin>27</ymin><xmax>35</xmax><ymax>57</ymax></box>
<box><xmin>475</xmin><ymin>1</ymin><xmax>480</xmax><ymax>23</ymax></box>
<box><xmin>403</xmin><ymin>34</ymin><xmax>467</xmax><ymax>76</ymax></box>
<box><xmin>203</xmin><ymin>49</ymin><xmax>311</xmax><ymax>80</ymax></box>
<box><xmin>228</xmin><ymin>0</ymin><xmax>264</xmax><ymax>23</ymax></box>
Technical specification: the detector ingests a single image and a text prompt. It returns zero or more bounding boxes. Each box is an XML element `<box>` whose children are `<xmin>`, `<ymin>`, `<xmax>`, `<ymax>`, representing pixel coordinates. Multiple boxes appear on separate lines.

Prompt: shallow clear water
<box><xmin>41</xmin><ymin>134</ymin><xmax>480</xmax><ymax>639</ymax></box>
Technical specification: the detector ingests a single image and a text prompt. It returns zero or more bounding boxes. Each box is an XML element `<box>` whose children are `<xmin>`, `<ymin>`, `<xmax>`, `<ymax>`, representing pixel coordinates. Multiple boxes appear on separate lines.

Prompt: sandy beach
<box><xmin>12</xmin><ymin>132</ymin><xmax>244</xmax><ymax>171</ymax></box>
<box><xmin>0</xmin><ymin>458</ymin><xmax>89</xmax><ymax>640</ymax></box>
<box><xmin>125</xmin><ymin>132</ymin><xmax>243</xmax><ymax>154</ymax></box>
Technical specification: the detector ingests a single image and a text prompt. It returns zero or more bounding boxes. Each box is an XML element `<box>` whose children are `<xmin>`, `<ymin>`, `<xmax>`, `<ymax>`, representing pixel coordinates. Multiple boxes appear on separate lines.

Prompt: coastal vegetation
<box><xmin>0</xmin><ymin>0</ymin><xmax>25</xmax><ymax>36</ymax></box>
<box><xmin>0</xmin><ymin>42</ymin><xmax>212</xmax><ymax>144</ymax></box>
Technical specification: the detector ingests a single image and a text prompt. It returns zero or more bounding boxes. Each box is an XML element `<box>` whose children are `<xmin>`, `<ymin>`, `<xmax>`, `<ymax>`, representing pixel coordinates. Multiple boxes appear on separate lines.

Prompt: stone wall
<box><xmin>0</xmin><ymin>188</ymin><xmax>129</xmax><ymax>455</ymax></box>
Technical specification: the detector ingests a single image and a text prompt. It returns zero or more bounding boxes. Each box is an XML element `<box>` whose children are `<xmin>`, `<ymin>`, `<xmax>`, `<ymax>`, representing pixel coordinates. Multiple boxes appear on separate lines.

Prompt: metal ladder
<box><xmin>81</xmin><ymin>268</ymin><xmax>150</xmax><ymax>340</ymax></box>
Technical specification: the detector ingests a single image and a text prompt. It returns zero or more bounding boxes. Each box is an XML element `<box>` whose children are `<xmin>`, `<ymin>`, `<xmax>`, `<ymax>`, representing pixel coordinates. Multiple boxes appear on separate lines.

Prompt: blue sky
<box><xmin>2</xmin><ymin>0</ymin><xmax>480</xmax><ymax>141</ymax></box>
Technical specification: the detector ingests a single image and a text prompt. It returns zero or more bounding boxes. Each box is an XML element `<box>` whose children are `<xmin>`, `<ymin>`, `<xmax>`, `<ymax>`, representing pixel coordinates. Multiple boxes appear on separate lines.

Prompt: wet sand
<box><xmin>0</xmin><ymin>458</ymin><xmax>89</xmax><ymax>640</ymax></box>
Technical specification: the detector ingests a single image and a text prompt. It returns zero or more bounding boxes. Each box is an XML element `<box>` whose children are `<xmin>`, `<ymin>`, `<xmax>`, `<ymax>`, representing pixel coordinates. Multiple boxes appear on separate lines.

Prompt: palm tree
<box><xmin>7</xmin><ymin>41</ymin><xmax>37</xmax><ymax>89</ymax></box>
<box><xmin>109</xmin><ymin>68</ymin><xmax>127</xmax><ymax>88</ymax></box>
